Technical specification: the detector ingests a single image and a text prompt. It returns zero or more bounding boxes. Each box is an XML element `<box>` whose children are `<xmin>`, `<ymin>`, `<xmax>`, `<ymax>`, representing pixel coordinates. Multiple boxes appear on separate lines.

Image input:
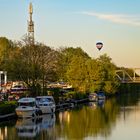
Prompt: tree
<box><xmin>0</xmin><ymin>37</ymin><xmax>14</xmax><ymax>70</ymax></box>
<box><xmin>59</xmin><ymin>50</ymin><xmax>120</xmax><ymax>94</ymax></box>
<box><xmin>0</xmin><ymin>37</ymin><xmax>120</xmax><ymax>95</ymax></box>
<box><xmin>59</xmin><ymin>47</ymin><xmax>90</xmax><ymax>80</ymax></box>
<box><xmin>7</xmin><ymin>39</ymin><xmax>59</xmax><ymax>95</ymax></box>
<box><xmin>97</xmin><ymin>54</ymin><xmax>120</xmax><ymax>94</ymax></box>
<box><xmin>59</xmin><ymin>47</ymin><xmax>90</xmax><ymax>92</ymax></box>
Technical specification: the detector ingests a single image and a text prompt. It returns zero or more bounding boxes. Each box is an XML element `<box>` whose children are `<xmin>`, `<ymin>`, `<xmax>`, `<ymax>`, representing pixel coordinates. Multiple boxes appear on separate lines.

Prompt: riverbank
<box><xmin>0</xmin><ymin>98</ymin><xmax>90</xmax><ymax>121</ymax></box>
<box><xmin>1</xmin><ymin>83</ymin><xmax>140</xmax><ymax>121</ymax></box>
<box><xmin>0</xmin><ymin>113</ymin><xmax>17</xmax><ymax>121</ymax></box>
<box><xmin>1</xmin><ymin>92</ymin><xmax>140</xmax><ymax>140</ymax></box>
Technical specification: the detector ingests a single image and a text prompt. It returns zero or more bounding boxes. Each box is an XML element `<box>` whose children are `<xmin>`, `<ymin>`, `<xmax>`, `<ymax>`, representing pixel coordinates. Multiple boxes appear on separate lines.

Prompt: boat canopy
<box><xmin>18</xmin><ymin>98</ymin><xmax>36</xmax><ymax>103</ymax></box>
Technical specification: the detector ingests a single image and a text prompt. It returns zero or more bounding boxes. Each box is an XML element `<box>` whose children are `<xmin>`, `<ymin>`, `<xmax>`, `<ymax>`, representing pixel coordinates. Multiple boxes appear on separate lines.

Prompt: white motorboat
<box><xmin>16</xmin><ymin>97</ymin><xmax>41</xmax><ymax>118</ymax></box>
<box><xmin>36</xmin><ymin>96</ymin><xmax>56</xmax><ymax>114</ymax></box>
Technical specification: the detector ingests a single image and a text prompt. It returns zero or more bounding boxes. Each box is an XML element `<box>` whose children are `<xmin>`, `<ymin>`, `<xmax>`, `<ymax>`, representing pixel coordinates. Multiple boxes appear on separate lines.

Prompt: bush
<box><xmin>76</xmin><ymin>93</ymin><xmax>87</xmax><ymax>99</ymax></box>
<box><xmin>0</xmin><ymin>101</ymin><xmax>17</xmax><ymax>115</ymax></box>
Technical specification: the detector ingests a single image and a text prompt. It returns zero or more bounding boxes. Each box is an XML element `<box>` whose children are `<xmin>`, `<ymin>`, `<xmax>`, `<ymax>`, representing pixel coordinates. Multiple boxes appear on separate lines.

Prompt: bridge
<box><xmin>115</xmin><ymin>68</ymin><xmax>140</xmax><ymax>83</ymax></box>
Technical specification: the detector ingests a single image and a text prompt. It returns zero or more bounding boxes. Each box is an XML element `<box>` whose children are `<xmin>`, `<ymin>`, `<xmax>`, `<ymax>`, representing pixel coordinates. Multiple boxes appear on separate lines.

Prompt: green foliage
<box><xmin>59</xmin><ymin>49</ymin><xmax>120</xmax><ymax>94</ymax></box>
<box><xmin>58</xmin><ymin>47</ymin><xmax>90</xmax><ymax>81</ymax></box>
<box><xmin>0</xmin><ymin>101</ymin><xmax>17</xmax><ymax>115</ymax></box>
<box><xmin>96</xmin><ymin>54</ymin><xmax>120</xmax><ymax>94</ymax></box>
<box><xmin>73</xmin><ymin>92</ymin><xmax>87</xmax><ymax>99</ymax></box>
<box><xmin>1</xmin><ymin>37</ymin><xmax>60</xmax><ymax>95</ymax></box>
<box><xmin>64</xmin><ymin>91</ymin><xmax>87</xmax><ymax>99</ymax></box>
<box><xmin>0</xmin><ymin>37</ymin><xmax>122</xmax><ymax>96</ymax></box>
<box><xmin>104</xmin><ymin>81</ymin><xmax>120</xmax><ymax>95</ymax></box>
<box><xmin>0</xmin><ymin>37</ymin><xmax>15</xmax><ymax>72</ymax></box>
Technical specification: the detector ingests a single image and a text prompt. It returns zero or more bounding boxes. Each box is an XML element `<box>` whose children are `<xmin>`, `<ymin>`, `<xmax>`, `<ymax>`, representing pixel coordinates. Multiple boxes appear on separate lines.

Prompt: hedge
<box><xmin>0</xmin><ymin>101</ymin><xmax>17</xmax><ymax>115</ymax></box>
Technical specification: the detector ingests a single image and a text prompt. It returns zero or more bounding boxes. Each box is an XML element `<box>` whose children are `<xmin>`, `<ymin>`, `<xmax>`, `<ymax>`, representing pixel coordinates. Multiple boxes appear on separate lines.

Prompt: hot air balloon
<box><xmin>96</xmin><ymin>42</ymin><xmax>103</xmax><ymax>51</ymax></box>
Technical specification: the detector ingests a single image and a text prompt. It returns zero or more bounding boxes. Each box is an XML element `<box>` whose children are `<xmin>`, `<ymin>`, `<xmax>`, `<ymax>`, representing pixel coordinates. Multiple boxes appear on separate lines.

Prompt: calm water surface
<box><xmin>1</xmin><ymin>92</ymin><xmax>140</xmax><ymax>140</ymax></box>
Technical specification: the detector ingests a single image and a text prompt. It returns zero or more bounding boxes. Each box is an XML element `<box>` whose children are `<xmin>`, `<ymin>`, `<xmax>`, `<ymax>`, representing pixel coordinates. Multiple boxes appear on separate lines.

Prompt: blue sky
<box><xmin>0</xmin><ymin>0</ymin><xmax>140</xmax><ymax>68</ymax></box>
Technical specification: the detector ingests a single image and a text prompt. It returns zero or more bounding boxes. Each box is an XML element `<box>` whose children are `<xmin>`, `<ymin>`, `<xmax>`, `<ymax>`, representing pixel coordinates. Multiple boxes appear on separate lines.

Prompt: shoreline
<box><xmin>0</xmin><ymin>113</ymin><xmax>17</xmax><ymax>121</ymax></box>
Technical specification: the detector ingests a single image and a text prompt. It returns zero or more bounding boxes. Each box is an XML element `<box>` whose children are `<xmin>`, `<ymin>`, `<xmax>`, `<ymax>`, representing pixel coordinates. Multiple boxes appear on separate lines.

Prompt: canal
<box><xmin>0</xmin><ymin>92</ymin><xmax>140</xmax><ymax>140</ymax></box>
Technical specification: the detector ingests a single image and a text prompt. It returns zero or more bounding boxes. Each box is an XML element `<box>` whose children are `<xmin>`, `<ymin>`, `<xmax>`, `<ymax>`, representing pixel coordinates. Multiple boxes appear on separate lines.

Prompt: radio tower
<box><xmin>28</xmin><ymin>2</ymin><xmax>34</xmax><ymax>46</ymax></box>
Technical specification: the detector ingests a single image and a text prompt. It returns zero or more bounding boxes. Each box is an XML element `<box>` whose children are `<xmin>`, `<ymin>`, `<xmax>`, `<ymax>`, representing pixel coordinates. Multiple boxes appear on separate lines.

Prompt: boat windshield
<box><xmin>47</xmin><ymin>98</ymin><xmax>54</xmax><ymax>103</ymax></box>
<box><xmin>40</xmin><ymin>98</ymin><xmax>49</xmax><ymax>102</ymax></box>
<box><xmin>19</xmin><ymin>102</ymin><xmax>35</xmax><ymax>107</ymax></box>
<box><xmin>36</xmin><ymin>97</ymin><xmax>54</xmax><ymax>103</ymax></box>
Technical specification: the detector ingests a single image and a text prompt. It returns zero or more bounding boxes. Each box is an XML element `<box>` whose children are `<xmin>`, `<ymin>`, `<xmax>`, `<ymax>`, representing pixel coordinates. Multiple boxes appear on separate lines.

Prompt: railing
<box><xmin>115</xmin><ymin>69</ymin><xmax>140</xmax><ymax>83</ymax></box>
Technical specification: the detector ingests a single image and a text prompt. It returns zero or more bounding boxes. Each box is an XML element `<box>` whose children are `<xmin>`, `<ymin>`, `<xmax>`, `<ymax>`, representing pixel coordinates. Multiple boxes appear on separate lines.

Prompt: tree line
<box><xmin>0</xmin><ymin>37</ymin><xmax>136</xmax><ymax>96</ymax></box>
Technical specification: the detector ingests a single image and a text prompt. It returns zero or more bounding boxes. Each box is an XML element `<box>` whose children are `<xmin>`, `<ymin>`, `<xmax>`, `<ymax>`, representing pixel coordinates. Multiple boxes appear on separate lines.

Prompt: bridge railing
<box><xmin>115</xmin><ymin>69</ymin><xmax>140</xmax><ymax>83</ymax></box>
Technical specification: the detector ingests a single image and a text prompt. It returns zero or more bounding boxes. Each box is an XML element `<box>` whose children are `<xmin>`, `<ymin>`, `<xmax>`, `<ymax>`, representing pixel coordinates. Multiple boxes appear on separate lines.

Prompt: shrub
<box><xmin>0</xmin><ymin>101</ymin><xmax>17</xmax><ymax>115</ymax></box>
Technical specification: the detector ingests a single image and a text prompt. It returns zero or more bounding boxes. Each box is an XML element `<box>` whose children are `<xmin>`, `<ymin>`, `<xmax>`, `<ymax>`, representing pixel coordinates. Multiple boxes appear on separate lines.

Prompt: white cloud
<box><xmin>81</xmin><ymin>11</ymin><xmax>140</xmax><ymax>26</ymax></box>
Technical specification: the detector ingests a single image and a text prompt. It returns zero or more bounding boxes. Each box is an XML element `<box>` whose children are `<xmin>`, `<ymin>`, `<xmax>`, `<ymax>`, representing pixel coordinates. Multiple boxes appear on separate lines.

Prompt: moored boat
<box><xmin>36</xmin><ymin>96</ymin><xmax>56</xmax><ymax>114</ymax></box>
<box><xmin>16</xmin><ymin>97</ymin><xmax>41</xmax><ymax>118</ymax></box>
<box><xmin>97</xmin><ymin>91</ymin><xmax>106</xmax><ymax>100</ymax></box>
<box><xmin>88</xmin><ymin>93</ymin><xmax>98</xmax><ymax>102</ymax></box>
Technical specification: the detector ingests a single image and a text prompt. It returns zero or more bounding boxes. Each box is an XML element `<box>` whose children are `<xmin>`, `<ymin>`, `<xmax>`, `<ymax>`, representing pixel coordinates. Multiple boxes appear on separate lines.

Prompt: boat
<box><xmin>88</xmin><ymin>93</ymin><xmax>98</xmax><ymax>102</ymax></box>
<box><xmin>97</xmin><ymin>91</ymin><xmax>106</xmax><ymax>100</ymax></box>
<box><xmin>36</xmin><ymin>96</ymin><xmax>56</xmax><ymax>114</ymax></box>
<box><xmin>16</xmin><ymin>97</ymin><xmax>41</xmax><ymax>118</ymax></box>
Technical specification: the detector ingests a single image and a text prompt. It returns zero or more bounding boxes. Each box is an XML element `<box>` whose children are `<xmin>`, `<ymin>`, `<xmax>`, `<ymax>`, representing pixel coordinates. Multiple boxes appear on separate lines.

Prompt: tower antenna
<box><xmin>28</xmin><ymin>2</ymin><xmax>34</xmax><ymax>46</ymax></box>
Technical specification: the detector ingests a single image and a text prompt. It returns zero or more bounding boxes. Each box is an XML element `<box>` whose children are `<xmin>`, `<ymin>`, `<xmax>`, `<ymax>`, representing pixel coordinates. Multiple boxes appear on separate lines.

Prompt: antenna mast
<box><xmin>28</xmin><ymin>2</ymin><xmax>34</xmax><ymax>46</ymax></box>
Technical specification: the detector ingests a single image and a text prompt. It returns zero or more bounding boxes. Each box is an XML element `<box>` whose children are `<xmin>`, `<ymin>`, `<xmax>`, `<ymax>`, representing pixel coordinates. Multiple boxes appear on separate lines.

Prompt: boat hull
<box><xmin>88</xmin><ymin>93</ymin><xmax>98</xmax><ymax>102</ymax></box>
<box><xmin>16</xmin><ymin>107</ymin><xmax>36</xmax><ymax>118</ymax></box>
<box><xmin>39</xmin><ymin>105</ymin><xmax>55</xmax><ymax>114</ymax></box>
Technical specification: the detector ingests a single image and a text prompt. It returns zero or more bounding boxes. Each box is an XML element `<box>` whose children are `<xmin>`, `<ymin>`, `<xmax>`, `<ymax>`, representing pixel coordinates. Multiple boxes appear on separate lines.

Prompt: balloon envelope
<box><xmin>96</xmin><ymin>42</ymin><xmax>103</xmax><ymax>50</ymax></box>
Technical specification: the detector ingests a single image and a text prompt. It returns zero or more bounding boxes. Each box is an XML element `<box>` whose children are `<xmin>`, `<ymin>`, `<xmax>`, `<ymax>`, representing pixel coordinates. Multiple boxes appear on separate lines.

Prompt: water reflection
<box><xmin>89</xmin><ymin>100</ymin><xmax>105</xmax><ymax>108</ymax></box>
<box><xmin>16</xmin><ymin>118</ymin><xmax>40</xmax><ymax>138</ymax></box>
<box><xmin>0</xmin><ymin>127</ymin><xmax>7</xmax><ymax>140</ymax></box>
<box><xmin>1</xmin><ymin>92</ymin><xmax>140</xmax><ymax>140</ymax></box>
<box><xmin>16</xmin><ymin>114</ymin><xmax>56</xmax><ymax>138</ymax></box>
<box><xmin>55</xmin><ymin>98</ymin><xmax>119</xmax><ymax>140</ymax></box>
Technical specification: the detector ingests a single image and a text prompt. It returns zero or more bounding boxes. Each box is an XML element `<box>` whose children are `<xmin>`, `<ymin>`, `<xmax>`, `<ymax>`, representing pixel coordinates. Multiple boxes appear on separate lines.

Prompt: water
<box><xmin>0</xmin><ymin>92</ymin><xmax>140</xmax><ymax>140</ymax></box>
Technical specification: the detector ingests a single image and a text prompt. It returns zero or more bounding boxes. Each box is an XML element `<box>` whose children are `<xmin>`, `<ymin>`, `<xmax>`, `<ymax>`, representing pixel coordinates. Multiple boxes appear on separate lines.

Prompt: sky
<box><xmin>0</xmin><ymin>0</ymin><xmax>140</xmax><ymax>69</ymax></box>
